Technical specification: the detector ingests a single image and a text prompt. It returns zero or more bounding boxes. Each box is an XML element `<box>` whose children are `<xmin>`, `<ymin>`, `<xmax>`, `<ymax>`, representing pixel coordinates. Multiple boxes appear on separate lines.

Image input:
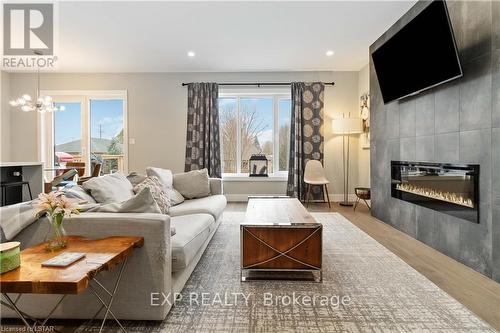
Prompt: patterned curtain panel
<box><xmin>287</xmin><ymin>82</ymin><xmax>325</xmax><ymax>201</ymax></box>
<box><xmin>184</xmin><ymin>82</ymin><xmax>221</xmax><ymax>178</ymax></box>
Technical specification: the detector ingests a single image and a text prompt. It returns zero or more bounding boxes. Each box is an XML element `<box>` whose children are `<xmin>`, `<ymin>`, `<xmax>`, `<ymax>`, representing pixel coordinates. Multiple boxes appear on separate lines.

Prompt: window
<box><xmin>219</xmin><ymin>98</ymin><xmax>237</xmax><ymax>173</ymax></box>
<box><xmin>90</xmin><ymin>99</ymin><xmax>125</xmax><ymax>174</ymax></box>
<box><xmin>219</xmin><ymin>90</ymin><xmax>291</xmax><ymax>176</ymax></box>
<box><xmin>40</xmin><ymin>91</ymin><xmax>127</xmax><ymax>176</ymax></box>
<box><xmin>53</xmin><ymin>102</ymin><xmax>82</xmax><ymax>164</ymax></box>
<box><xmin>278</xmin><ymin>99</ymin><xmax>291</xmax><ymax>171</ymax></box>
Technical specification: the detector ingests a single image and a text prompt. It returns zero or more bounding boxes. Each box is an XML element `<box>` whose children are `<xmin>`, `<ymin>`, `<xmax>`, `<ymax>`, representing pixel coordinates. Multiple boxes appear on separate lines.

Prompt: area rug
<box><xmin>82</xmin><ymin>212</ymin><xmax>496</xmax><ymax>332</ymax></box>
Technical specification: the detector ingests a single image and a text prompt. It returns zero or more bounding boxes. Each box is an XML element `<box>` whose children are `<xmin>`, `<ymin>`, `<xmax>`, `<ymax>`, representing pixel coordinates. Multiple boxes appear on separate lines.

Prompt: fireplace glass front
<box><xmin>391</xmin><ymin>161</ymin><xmax>479</xmax><ymax>223</ymax></box>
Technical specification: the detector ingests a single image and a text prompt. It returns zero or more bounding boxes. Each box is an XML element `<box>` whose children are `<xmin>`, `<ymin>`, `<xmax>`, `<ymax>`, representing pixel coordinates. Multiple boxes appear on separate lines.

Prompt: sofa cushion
<box><xmin>168</xmin><ymin>194</ymin><xmax>226</xmax><ymax>220</ymax></box>
<box><xmin>171</xmin><ymin>214</ymin><xmax>214</xmax><ymax>272</ymax></box>
<box><xmin>62</xmin><ymin>185</ymin><xmax>97</xmax><ymax>204</ymax></box>
<box><xmin>88</xmin><ymin>187</ymin><xmax>162</xmax><ymax>214</ymax></box>
<box><xmin>146</xmin><ymin>167</ymin><xmax>185</xmax><ymax>206</ymax></box>
<box><xmin>127</xmin><ymin>172</ymin><xmax>147</xmax><ymax>187</ymax></box>
<box><xmin>82</xmin><ymin>172</ymin><xmax>134</xmax><ymax>204</ymax></box>
<box><xmin>133</xmin><ymin>176</ymin><xmax>171</xmax><ymax>214</ymax></box>
<box><xmin>173</xmin><ymin>169</ymin><xmax>210</xmax><ymax>199</ymax></box>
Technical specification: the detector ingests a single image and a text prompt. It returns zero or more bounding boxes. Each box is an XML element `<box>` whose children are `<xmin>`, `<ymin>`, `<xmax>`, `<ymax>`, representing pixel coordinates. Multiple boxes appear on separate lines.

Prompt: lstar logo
<box><xmin>3</xmin><ymin>3</ymin><xmax>53</xmax><ymax>55</ymax></box>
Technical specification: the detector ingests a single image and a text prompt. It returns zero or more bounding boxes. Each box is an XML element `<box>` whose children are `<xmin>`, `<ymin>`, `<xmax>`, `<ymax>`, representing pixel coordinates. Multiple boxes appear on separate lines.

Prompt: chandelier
<box><xmin>9</xmin><ymin>52</ymin><xmax>65</xmax><ymax>113</ymax></box>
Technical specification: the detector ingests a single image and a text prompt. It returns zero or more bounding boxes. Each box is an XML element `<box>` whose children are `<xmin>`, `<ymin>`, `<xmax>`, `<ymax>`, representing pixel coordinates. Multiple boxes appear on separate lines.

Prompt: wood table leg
<box><xmin>305</xmin><ymin>184</ymin><xmax>311</xmax><ymax>207</ymax></box>
<box><xmin>324</xmin><ymin>184</ymin><xmax>331</xmax><ymax>208</ymax></box>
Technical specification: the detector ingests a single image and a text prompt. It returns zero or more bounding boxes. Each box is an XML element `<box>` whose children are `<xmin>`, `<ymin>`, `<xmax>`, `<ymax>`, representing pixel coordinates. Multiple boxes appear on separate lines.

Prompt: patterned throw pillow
<box><xmin>133</xmin><ymin>176</ymin><xmax>171</xmax><ymax>214</ymax></box>
<box><xmin>146</xmin><ymin>167</ymin><xmax>185</xmax><ymax>205</ymax></box>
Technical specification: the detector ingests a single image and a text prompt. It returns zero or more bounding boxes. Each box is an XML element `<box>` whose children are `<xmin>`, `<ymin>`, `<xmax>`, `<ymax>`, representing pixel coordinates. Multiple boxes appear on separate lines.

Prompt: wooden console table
<box><xmin>0</xmin><ymin>236</ymin><xmax>144</xmax><ymax>332</ymax></box>
<box><xmin>241</xmin><ymin>197</ymin><xmax>322</xmax><ymax>282</ymax></box>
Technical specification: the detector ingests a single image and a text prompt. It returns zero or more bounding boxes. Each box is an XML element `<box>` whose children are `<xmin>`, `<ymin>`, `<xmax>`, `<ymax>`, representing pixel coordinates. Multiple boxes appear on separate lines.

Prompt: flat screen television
<box><xmin>371</xmin><ymin>0</ymin><xmax>462</xmax><ymax>104</ymax></box>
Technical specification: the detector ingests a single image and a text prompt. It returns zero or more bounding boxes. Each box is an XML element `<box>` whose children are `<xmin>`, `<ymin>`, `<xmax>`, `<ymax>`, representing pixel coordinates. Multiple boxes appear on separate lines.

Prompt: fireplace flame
<box><xmin>396</xmin><ymin>183</ymin><xmax>474</xmax><ymax>208</ymax></box>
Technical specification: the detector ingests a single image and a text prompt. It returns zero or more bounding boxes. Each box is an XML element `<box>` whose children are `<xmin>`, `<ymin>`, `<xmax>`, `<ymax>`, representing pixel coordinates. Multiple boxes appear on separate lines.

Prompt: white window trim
<box><xmin>37</xmin><ymin>90</ymin><xmax>128</xmax><ymax>175</ymax></box>
<box><xmin>219</xmin><ymin>88</ymin><xmax>291</xmax><ymax>178</ymax></box>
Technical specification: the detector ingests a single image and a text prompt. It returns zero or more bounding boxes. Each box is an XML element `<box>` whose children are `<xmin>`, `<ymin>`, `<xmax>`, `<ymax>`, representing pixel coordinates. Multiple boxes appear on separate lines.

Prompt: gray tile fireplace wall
<box><xmin>370</xmin><ymin>0</ymin><xmax>500</xmax><ymax>282</ymax></box>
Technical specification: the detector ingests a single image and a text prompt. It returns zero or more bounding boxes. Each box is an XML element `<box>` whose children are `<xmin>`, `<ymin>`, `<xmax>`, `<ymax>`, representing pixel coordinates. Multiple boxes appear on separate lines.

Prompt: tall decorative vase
<box><xmin>45</xmin><ymin>214</ymin><xmax>67</xmax><ymax>252</ymax></box>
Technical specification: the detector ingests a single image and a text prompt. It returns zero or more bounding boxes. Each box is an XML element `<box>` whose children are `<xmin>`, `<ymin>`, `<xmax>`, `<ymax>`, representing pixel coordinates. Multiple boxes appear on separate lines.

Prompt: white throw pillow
<box><xmin>91</xmin><ymin>187</ymin><xmax>162</xmax><ymax>214</ymax></box>
<box><xmin>82</xmin><ymin>172</ymin><xmax>135</xmax><ymax>204</ymax></box>
<box><xmin>146</xmin><ymin>167</ymin><xmax>172</xmax><ymax>186</ymax></box>
<box><xmin>133</xmin><ymin>176</ymin><xmax>171</xmax><ymax>214</ymax></box>
<box><xmin>173</xmin><ymin>169</ymin><xmax>211</xmax><ymax>199</ymax></box>
<box><xmin>62</xmin><ymin>185</ymin><xmax>97</xmax><ymax>204</ymax></box>
<box><xmin>146</xmin><ymin>167</ymin><xmax>185</xmax><ymax>205</ymax></box>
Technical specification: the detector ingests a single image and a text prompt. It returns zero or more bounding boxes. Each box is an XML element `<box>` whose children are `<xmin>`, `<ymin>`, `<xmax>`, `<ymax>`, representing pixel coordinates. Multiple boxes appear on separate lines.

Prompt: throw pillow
<box><xmin>90</xmin><ymin>187</ymin><xmax>162</xmax><ymax>214</ymax></box>
<box><xmin>133</xmin><ymin>176</ymin><xmax>171</xmax><ymax>214</ymax></box>
<box><xmin>62</xmin><ymin>185</ymin><xmax>97</xmax><ymax>204</ymax></box>
<box><xmin>146</xmin><ymin>167</ymin><xmax>173</xmax><ymax>187</ymax></box>
<box><xmin>146</xmin><ymin>167</ymin><xmax>185</xmax><ymax>205</ymax></box>
<box><xmin>82</xmin><ymin>172</ymin><xmax>135</xmax><ymax>204</ymax></box>
<box><xmin>127</xmin><ymin>172</ymin><xmax>147</xmax><ymax>187</ymax></box>
<box><xmin>173</xmin><ymin>168</ymin><xmax>210</xmax><ymax>199</ymax></box>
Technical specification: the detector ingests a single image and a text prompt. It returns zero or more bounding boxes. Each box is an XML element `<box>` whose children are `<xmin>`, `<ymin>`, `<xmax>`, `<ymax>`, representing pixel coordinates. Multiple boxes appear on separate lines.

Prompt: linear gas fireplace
<box><xmin>391</xmin><ymin>161</ymin><xmax>479</xmax><ymax>223</ymax></box>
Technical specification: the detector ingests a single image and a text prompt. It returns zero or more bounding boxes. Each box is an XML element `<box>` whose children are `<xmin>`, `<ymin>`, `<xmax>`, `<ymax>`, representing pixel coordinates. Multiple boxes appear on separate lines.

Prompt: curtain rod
<box><xmin>181</xmin><ymin>82</ymin><xmax>335</xmax><ymax>87</ymax></box>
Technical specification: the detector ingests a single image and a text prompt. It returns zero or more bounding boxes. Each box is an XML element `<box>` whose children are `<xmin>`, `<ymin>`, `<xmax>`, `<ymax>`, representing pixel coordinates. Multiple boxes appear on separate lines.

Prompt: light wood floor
<box><xmin>227</xmin><ymin>201</ymin><xmax>500</xmax><ymax>331</ymax></box>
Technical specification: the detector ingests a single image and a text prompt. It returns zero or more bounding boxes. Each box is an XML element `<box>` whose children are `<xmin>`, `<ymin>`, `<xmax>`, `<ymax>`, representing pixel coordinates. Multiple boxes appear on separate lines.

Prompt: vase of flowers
<box><xmin>33</xmin><ymin>192</ymin><xmax>80</xmax><ymax>252</ymax></box>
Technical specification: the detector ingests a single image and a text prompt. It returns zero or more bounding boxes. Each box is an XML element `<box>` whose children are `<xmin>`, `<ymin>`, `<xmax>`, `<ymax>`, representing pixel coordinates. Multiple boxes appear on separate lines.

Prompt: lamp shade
<box><xmin>332</xmin><ymin>117</ymin><xmax>363</xmax><ymax>134</ymax></box>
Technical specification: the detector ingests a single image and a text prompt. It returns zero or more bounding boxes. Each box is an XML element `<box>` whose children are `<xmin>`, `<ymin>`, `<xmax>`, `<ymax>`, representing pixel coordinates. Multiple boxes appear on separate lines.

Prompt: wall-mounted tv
<box><xmin>371</xmin><ymin>0</ymin><xmax>462</xmax><ymax>104</ymax></box>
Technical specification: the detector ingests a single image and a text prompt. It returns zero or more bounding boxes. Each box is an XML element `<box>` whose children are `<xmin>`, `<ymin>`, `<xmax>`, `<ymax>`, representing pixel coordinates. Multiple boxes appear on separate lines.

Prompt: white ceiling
<box><xmin>50</xmin><ymin>1</ymin><xmax>416</xmax><ymax>73</ymax></box>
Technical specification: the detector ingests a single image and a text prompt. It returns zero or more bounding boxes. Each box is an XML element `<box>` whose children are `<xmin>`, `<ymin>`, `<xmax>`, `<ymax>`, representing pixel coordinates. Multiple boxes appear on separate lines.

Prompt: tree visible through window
<box><xmin>90</xmin><ymin>99</ymin><xmax>124</xmax><ymax>174</ymax></box>
<box><xmin>219</xmin><ymin>98</ymin><xmax>237</xmax><ymax>173</ymax></box>
<box><xmin>219</xmin><ymin>93</ymin><xmax>291</xmax><ymax>175</ymax></box>
<box><xmin>279</xmin><ymin>99</ymin><xmax>291</xmax><ymax>171</ymax></box>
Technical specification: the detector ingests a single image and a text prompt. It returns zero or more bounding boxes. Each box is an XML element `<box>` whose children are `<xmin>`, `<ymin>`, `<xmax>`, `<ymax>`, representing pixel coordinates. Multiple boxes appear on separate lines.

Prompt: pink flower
<box><xmin>58</xmin><ymin>195</ymin><xmax>80</xmax><ymax>217</ymax></box>
<box><xmin>32</xmin><ymin>191</ymin><xmax>79</xmax><ymax>219</ymax></box>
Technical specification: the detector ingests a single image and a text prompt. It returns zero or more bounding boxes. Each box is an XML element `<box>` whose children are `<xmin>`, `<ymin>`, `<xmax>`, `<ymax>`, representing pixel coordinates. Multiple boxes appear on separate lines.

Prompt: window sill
<box><xmin>222</xmin><ymin>174</ymin><xmax>288</xmax><ymax>182</ymax></box>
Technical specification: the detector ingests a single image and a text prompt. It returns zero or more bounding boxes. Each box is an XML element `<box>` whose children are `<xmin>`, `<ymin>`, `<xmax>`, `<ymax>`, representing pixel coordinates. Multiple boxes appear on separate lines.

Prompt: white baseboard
<box><xmin>225</xmin><ymin>194</ymin><xmax>284</xmax><ymax>202</ymax></box>
<box><xmin>225</xmin><ymin>193</ymin><xmax>360</xmax><ymax>202</ymax></box>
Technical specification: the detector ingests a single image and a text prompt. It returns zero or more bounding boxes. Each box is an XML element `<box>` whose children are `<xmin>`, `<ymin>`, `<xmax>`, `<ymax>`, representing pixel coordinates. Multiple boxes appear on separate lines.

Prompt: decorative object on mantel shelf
<box><xmin>249</xmin><ymin>154</ymin><xmax>269</xmax><ymax>177</ymax></box>
<box><xmin>32</xmin><ymin>191</ymin><xmax>80</xmax><ymax>252</ymax></box>
<box><xmin>360</xmin><ymin>93</ymin><xmax>370</xmax><ymax>149</ymax></box>
<box><xmin>9</xmin><ymin>51</ymin><xmax>65</xmax><ymax>113</ymax></box>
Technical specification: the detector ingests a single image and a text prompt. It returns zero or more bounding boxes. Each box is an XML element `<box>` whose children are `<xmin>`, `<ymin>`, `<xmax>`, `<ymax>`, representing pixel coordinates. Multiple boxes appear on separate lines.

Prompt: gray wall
<box><xmin>0</xmin><ymin>71</ymin><xmax>10</xmax><ymax>161</ymax></box>
<box><xmin>370</xmin><ymin>0</ymin><xmax>500</xmax><ymax>282</ymax></box>
<box><xmin>2</xmin><ymin>70</ymin><xmax>365</xmax><ymax>199</ymax></box>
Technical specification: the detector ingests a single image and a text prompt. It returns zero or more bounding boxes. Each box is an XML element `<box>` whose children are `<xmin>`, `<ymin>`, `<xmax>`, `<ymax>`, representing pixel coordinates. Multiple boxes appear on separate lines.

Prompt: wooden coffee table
<box><xmin>0</xmin><ymin>236</ymin><xmax>143</xmax><ymax>332</ymax></box>
<box><xmin>241</xmin><ymin>197</ymin><xmax>322</xmax><ymax>282</ymax></box>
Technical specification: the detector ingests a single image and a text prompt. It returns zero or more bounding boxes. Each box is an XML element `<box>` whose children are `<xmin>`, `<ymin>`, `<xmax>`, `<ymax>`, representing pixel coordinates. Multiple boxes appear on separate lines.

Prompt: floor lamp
<box><xmin>332</xmin><ymin>116</ymin><xmax>363</xmax><ymax>206</ymax></box>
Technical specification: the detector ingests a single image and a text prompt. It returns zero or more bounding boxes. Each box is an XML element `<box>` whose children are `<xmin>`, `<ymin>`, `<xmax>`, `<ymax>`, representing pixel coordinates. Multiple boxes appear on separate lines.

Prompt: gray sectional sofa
<box><xmin>3</xmin><ymin>178</ymin><xmax>226</xmax><ymax>321</ymax></box>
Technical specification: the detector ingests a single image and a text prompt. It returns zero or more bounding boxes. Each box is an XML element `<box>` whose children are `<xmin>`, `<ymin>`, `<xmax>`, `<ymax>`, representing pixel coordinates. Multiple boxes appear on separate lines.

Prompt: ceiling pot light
<box><xmin>326</xmin><ymin>50</ymin><xmax>335</xmax><ymax>56</ymax></box>
<box><xmin>187</xmin><ymin>51</ymin><xmax>195</xmax><ymax>57</ymax></box>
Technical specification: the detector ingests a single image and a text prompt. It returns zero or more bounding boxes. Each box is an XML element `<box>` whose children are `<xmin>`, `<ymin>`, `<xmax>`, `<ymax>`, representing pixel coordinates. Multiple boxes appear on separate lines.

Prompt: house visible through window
<box><xmin>41</xmin><ymin>91</ymin><xmax>127</xmax><ymax>176</ymax></box>
<box><xmin>219</xmin><ymin>90</ymin><xmax>291</xmax><ymax>176</ymax></box>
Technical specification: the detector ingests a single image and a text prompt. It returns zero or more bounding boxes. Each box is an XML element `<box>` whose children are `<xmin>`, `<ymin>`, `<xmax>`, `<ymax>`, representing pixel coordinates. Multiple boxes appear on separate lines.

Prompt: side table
<box><xmin>0</xmin><ymin>236</ymin><xmax>144</xmax><ymax>332</ymax></box>
<box><xmin>354</xmin><ymin>187</ymin><xmax>371</xmax><ymax>211</ymax></box>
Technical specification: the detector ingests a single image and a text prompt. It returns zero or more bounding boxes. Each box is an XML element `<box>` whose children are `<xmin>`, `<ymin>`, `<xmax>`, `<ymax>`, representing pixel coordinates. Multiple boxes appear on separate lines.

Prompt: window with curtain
<box><xmin>218</xmin><ymin>90</ymin><xmax>291</xmax><ymax>176</ymax></box>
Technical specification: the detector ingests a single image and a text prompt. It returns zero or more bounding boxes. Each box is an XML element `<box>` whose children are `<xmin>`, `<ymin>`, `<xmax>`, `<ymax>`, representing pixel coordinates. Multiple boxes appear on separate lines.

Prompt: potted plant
<box><xmin>33</xmin><ymin>191</ymin><xmax>80</xmax><ymax>252</ymax></box>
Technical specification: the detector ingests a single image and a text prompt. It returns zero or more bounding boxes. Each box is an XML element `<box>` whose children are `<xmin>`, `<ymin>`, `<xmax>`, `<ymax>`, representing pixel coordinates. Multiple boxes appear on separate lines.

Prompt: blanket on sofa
<box><xmin>0</xmin><ymin>187</ymin><xmax>169</xmax><ymax>241</ymax></box>
<box><xmin>0</xmin><ymin>201</ymin><xmax>103</xmax><ymax>241</ymax></box>
<box><xmin>0</xmin><ymin>202</ymin><xmax>39</xmax><ymax>241</ymax></box>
